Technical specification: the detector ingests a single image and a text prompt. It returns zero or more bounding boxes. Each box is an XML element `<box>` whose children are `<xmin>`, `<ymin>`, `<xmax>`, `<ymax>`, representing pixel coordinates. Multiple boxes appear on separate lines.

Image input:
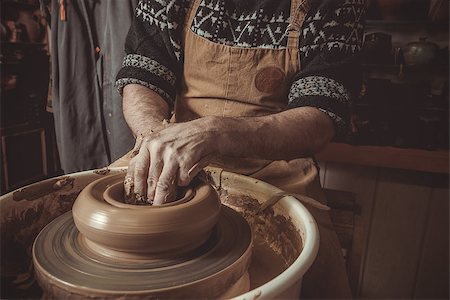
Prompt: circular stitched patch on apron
<box><xmin>255</xmin><ymin>67</ymin><xmax>285</xmax><ymax>93</ymax></box>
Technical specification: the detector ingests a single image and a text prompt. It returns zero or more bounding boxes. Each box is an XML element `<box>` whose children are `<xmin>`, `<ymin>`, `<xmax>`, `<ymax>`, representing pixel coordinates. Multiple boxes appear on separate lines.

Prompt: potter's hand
<box><xmin>126</xmin><ymin>117</ymin><xmax>219</xmax><ymax>205</ymax></box>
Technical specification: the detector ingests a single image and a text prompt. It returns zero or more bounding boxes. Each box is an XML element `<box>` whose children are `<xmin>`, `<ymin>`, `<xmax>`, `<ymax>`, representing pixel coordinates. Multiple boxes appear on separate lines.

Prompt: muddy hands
<box><xmin>124</xmin><ymin>117</ymin><xmax>219</xmax><ymax>205</ymax></box>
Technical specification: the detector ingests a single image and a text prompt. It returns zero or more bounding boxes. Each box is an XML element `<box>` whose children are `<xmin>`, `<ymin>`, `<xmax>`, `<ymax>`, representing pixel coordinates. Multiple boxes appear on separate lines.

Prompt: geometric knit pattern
<box><xmin>116</xmin><ymin>78</ymin><xmax>174</xmax><ymax>104</ymax></box>
<box><xmin>122</xmin><ymin>54</ymin><xmax>176</xmax><ymax>86</ymax></box>
<box><xmin>191</xmin><ymin>0</ymin><xmax>365</xmax><ymax>57</ymax></box>
<box><xmin>288</xmin><ymin>75</ymin><xmax>352</xmax><ymax>138</ymax></box>
<box><xmin>300</xmin><ymin>0</ymin><xmax>365</xmax><ymax>57</ymax></box>
<box><xmin>135</xmin><ymin>0</ymin><xmax>189</xmax><ymax>60</ymax></box>
<box><xmin>191</xmin><ymin>0</ymin><xmax>291</xmax><ymax>49</ymax></box>
<box><xmin>288</xmin><ymin>76</ymin><xmax>351</xmax><ymax>106</ymax></box>
<box><xmin>117</xmin><ymin>0</ymin><xmax>367</xmax><ymax>140</ymax></box>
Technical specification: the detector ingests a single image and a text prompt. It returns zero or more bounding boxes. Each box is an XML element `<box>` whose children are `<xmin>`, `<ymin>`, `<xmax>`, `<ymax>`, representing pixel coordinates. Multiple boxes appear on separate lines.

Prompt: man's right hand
<box><xmin>124</xmin><ymin>116</ymin><xmax>219</xmax><ymax>206</ymax></box>
<box><xmin>121</xmin><ymin>84</ymin><xmax>171</xmax><ymax>204</ymax></box>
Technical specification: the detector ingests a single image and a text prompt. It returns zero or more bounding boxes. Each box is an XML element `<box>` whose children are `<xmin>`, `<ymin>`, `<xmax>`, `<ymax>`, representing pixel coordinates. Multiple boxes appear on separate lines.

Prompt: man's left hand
<box><xmin>126</xmin><ymin>117</ymin><xmax>219</xmax><ymax>205</ymax></box>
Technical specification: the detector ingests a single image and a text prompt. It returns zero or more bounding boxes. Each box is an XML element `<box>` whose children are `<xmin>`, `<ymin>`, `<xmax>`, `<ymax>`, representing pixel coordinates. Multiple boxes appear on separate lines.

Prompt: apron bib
<box><xmin>176</xmin><ymin>0</ymin><xmax>321</xmax><ymax>198</ymax></box>
<box><xmin>172</xmin><ymin>3</ymin><xmax>353</xmax><ymax>296</ymax></box>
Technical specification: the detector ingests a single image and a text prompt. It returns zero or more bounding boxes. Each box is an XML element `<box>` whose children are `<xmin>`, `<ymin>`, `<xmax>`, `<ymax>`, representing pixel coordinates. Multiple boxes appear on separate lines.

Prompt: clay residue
<box><xmin>93</xmin><ymin>167</ymin><xmax>111</xmax><ymax>176</ymax></box>
<box><xmin>13</xmin><ymin>176</ymin><xmax>75</xmax><ymax>202</ymax></box>
<box><xmin>1</xmin><ymin>189</ymin><xmax>81</xmax><ymax>300</ymax></box>
<box><xmin>222</xmin><ymin>193</ymin><xmax>302</xmax><ymax>266</ymax></box>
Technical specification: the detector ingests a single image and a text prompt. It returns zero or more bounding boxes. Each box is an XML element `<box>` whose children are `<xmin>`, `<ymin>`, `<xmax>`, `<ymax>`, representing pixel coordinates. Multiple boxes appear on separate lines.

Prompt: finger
<box><xmin>124</xmin><ymin>157</ymin><xmax>136</xmax><ymax>199</ymax></box>
<box><xmin>133</xmin><ymin>146</ymin><xmax>151</xmax><ymax>203</ymax></box>
<box><xmin>147</xmin><ymin>145</ymin><xmax>164</xmax><ymax>201</ymax></box>
<box><xmin>153</xmin><ymin>162</ymin><xmax>178</xmax><ymax>206</ymax></box>
<box><xmin>178</xmin><ymin>155</ymin><xmax>212</xmax><ymax>186</ymax></box>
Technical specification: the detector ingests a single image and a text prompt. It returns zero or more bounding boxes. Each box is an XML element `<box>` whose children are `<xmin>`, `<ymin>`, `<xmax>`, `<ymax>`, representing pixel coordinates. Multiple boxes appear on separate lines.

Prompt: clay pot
<box><xmin>402</xmin><ymin>38</ymin><xmax>439</xmax><ymax>66</ymax></box>
<box><xmin>72</xmin><ymin>173</ymin><xmax>221</xmax><ymax>256</ymax></box>
<box><xmin>17</xmin><ymin>10</ymin><xmax>41</xmax><ymax>43</ymax></box>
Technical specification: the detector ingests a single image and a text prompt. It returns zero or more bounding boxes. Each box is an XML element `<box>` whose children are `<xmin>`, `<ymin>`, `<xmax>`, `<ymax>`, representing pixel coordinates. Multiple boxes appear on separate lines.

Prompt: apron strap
<box><xmin>287</xmin><ymin>0</ymin><xmax>310</xmax><ymax>49</ymax></box>
<box><xmin>182</xmin><ymin>0</ymin><xmax>203</xmax><ymax>44</ymax></box>
<box><xmin>184</xmin><ymin>0</ymin><xmax>202</xmax><ymax>29</ymax></box>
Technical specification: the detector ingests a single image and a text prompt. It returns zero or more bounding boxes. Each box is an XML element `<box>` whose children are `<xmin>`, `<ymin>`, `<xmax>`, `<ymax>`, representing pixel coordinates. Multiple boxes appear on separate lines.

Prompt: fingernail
<box><xmin>130</xmin><ymin>149</ymin><xmax>139</xmax><ymax>158</ymax></box>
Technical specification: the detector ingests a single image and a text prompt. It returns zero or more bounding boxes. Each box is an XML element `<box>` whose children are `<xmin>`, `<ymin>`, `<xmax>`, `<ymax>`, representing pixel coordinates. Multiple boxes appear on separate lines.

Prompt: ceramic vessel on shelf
<box><xmin>402</xmin><ymin>38</ymin><xmax>439</xmax><ymax>66</ymax></box>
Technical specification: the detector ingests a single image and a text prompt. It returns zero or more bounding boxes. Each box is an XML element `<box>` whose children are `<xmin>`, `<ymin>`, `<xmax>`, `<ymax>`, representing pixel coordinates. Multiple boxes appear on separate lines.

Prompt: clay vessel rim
<box><xmin>102</xmin><ymin>181</ymin><xmax>195</xmax><ymax>209</ymax></box>
<box><xmin>79</xmin><ymin>173</ymin><xmax>213</xmax><ymax>212</ymax></box>
<box><xmin>72</xmin><ymin>174</ymin><xmax>222</xmax><ymax>238</ymax></box>
<box><xmin>80</xmin><ymin>183</ymin><xmax>214</xmax><ymax>213</ymax></box>
<box><xmin>72</xmin><ymin>185</ymin><xmax>220</xmax><ymax>233</ymax></box>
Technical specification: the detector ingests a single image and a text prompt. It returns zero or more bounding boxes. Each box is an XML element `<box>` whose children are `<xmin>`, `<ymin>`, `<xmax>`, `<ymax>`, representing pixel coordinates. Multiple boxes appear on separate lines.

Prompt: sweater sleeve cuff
<box><xmin>287</xmin><ymin>76</ymin><xmax>352</xmax><ymax>141</ymax></box>
<box><xmin>115</xmin><ymin>54</ymin><xmax>176</xmax><ymax>109</ymax></box>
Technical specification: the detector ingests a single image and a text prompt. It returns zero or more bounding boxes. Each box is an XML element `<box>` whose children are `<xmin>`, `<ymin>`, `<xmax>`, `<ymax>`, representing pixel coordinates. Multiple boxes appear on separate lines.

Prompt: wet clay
<box><xmin>72</xmin><ymin>174</ymin><xmax>221</xmax><ymax>255</ymax></box>
<box><xmin>223</xmin><ymin>193</ymin><xmax>303</xmax><ymax>266</ymax></box>
<box><xmin>221</xmin><ymin>192</ymin><xmax>304</xmax><ymax>292</ymax></box>
<box><xmin>3</xmin><ymin>168</ymin><xmax>307</xmax><ymax>299</ymax></box>
<box><xmin>33</xmin><ymin>173</ymin><xmax>253</xmax><ymax>299</ymax></box>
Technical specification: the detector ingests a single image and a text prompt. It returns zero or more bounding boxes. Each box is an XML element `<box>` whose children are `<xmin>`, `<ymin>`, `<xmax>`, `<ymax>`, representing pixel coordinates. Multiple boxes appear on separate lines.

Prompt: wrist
<box><xmin>193</xmin><ymin>116</ymin><xmax>229</xmax><ymax>155</ymax></box>
<box><xmin>202</xmin><ymin>116</ymin><xmax>246</xmax><ymax>157</ymax></box>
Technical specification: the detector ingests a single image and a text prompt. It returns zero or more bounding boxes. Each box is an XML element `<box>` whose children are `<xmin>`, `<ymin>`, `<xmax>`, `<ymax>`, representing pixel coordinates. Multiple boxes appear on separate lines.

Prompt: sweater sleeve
<box><xmin>287</xmin><ymin>0</ymin><xmax>365</xmax><ymax>141</ymax></box>
<box><xmin>115</xmin><ymin>0</ymin><xmax>188</xmax><ymax>110</ymax></box>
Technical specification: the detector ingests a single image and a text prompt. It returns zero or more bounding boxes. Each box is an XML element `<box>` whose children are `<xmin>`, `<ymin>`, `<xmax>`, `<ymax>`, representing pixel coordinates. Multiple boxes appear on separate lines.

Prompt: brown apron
<box><xmin>176</xmin><ymin>0</ymin><xmax>353</xmax><ymax>298</ymax></box>
<box><xmin>177</xmin><ymin>0</ymin><xmax>318</xmax><ymax>196</ymax></box>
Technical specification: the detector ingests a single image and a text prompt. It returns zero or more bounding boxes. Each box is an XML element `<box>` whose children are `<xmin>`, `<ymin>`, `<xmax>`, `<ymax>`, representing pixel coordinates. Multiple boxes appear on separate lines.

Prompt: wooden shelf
<box><xmin>317</xmin><ymin>143</ymin><xmax>449</xmax><ymax>174</ymax></box>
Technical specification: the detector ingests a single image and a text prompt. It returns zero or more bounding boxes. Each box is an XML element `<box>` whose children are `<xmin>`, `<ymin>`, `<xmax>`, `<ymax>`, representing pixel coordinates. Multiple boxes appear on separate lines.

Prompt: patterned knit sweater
<box><xmin>116</xmin><ymin>0</ymin><xmax>365</xmax><ymax>140</ymax></box>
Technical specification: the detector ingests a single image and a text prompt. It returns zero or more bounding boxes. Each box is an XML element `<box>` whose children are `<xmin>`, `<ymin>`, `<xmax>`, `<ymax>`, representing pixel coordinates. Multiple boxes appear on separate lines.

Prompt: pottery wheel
<box><xmin>32</xmin><ymin>174</ymin><xmax>253</xmax><ymax>299</ymax></box>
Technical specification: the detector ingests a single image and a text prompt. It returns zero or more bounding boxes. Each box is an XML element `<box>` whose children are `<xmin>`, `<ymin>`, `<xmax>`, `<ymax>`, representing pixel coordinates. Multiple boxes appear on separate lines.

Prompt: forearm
<box><xmin>123</xmin><ymin>84</ymin><xmax>170</xmax><ymax>136</ymax></box>
<box><xmin>212</xmin><ymin>107</ymin><xmax>335</xmax><ymax>160</ymax></box>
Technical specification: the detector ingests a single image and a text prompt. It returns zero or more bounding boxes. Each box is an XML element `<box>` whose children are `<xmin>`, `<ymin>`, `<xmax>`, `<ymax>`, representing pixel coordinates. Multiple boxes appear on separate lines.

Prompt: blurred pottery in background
<box><xmin>17</xmin><ymin>10</ymin><xmax>41</xmax><ymax>43</ymax></box>
<box><xmin>402</xmin><ymin>38</ymin><xmax>439</xmax><ymax>66</ymax></box>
